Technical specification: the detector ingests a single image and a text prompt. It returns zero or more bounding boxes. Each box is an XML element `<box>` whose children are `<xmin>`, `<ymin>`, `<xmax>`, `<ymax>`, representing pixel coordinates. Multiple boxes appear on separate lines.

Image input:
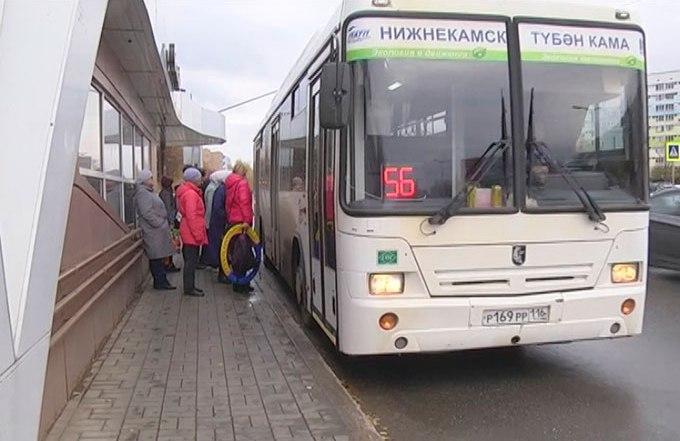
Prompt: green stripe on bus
<box><xmin>346</xmin><ymin>47</ymin><xmax>508</xmax><ymax>62</ymax></box>
<box><xmin>521</xmin><ymin>51</ymin><xmax>645</xmax><ymax>70</ymax></box>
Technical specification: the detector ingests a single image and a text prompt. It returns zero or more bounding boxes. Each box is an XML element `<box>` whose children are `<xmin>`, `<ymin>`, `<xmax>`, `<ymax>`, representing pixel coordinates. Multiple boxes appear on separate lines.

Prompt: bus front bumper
<box><xmin>338</xmin><ymin>286</ymin><xmax>645</xmax><ymax>355</ymax></box>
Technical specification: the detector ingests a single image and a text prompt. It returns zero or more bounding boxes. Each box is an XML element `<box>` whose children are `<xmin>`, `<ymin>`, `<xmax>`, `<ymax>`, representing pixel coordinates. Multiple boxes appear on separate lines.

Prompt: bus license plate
<box><xmin>482</xmin><ymin>306</ymin><xmax>550</xmax><ymax>326</ymax></box>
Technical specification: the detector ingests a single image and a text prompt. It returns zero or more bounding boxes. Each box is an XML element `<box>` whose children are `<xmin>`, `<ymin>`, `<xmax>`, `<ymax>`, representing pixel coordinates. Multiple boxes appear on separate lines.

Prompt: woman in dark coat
<box><xmin>158</xmin><ymin>176</ymin><xmax>177</xmax><ymax>226</ymax></box>
<box><xmin>207</xmin><ymin>172</ymin><xmax>229</xmax><ymax>283</ymax></box>
<box><xmin>158</xmin><ymin>176</ymin><xmax>180</xmax><ymax>272</ymax></box>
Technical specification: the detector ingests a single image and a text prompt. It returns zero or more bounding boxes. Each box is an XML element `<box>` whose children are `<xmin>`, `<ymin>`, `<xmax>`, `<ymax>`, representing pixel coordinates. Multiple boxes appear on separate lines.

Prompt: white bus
<box><xmin>254</xmin><ymin>0</ymin><xmax>648</xmax><ymax>355</ymax></box>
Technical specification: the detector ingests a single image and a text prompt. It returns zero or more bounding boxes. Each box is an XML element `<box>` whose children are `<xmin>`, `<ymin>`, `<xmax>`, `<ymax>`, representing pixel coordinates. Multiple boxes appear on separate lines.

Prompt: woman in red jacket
<box><xmin>225</xmin><ymin>161</ymin><xmax>254</xmax><ymax>292</ymax></box>
<box><xmin>177</xmin><ymin>167</ymin><xmax>208</xmax><ymax>296</ymax></box>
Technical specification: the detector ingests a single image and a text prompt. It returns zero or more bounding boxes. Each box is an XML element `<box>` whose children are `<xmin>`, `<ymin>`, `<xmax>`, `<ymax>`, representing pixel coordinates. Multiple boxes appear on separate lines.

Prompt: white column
<box><xmin>0</xmin><ymin>239</ymin><xmax>13</xmax><ymax>375</ymax></box>
<box><xmin>0</xmin><ymin>1</ymin><xmax>108</xmax><ymax>439</ymax></box>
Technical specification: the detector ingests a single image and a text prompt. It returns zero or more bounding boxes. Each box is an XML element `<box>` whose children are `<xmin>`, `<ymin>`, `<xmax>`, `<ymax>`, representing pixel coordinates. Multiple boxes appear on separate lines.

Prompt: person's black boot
<box><xmin>183</xmin><ymin>290</ymin><xmax>205</xmax><ymax>297</ymax></box>
<box><xmin>233</xmin><ymin>284</ymin><xmax>253</xmax><ymax>293</ymax></box>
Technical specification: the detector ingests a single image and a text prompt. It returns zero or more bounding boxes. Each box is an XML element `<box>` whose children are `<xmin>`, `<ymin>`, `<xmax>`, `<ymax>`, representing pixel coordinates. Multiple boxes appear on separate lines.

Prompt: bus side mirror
<box><xmin>319</xmin><ymin>62</ymin><xmax>350</xmax><ymax>129</ymax></box>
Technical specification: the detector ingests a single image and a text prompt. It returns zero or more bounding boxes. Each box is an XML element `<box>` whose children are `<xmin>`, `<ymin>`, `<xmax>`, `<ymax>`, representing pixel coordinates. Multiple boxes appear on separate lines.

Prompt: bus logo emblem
<box><xmin>512</xmin><ymin>245</ymin><xmax>526</xmax><ymax>266</ymax></box>
<box><xmin>347</xmin><ymin>26</ymin><xmax>371</xmax><ymax>44</ymax></box>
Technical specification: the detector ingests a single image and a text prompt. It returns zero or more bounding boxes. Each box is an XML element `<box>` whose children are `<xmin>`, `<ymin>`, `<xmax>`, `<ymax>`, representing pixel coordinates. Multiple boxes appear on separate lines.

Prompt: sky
<box><xmin>146</xmin><ymin>0</ymin><xmax>680</xmax><ymax>166</ymax></box>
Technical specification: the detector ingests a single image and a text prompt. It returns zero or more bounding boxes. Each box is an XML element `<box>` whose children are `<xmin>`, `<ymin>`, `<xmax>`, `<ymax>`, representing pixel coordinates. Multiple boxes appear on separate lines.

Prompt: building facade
<box><xmin>0</xmin><ymin>1</ymin><xmax>225</xmax><ymax>439</ymax></box>
<box><xmin>648</xmin><ymin>70</ymin><xmax>680</xmax><ymax>170</ymax></box>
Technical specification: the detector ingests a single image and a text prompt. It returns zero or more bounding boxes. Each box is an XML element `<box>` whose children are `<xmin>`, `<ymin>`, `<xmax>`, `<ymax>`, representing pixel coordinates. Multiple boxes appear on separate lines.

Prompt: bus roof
<box><xmin>342</xmin><ymin>0</ymin><xmax>640</xmax><ymax>25</ymax></box>
<box><xmin>259</xmin><ymin>0</ymin><xmax>641</xmax><ymax>132</ymax></box>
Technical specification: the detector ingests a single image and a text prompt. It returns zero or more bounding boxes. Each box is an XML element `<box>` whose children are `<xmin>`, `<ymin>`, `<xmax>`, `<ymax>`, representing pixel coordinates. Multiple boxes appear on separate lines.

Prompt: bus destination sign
<box><xmin>346</xmin><ymin>17</ymin><xmax>508</xmax><ymax>62</ymax></box>
<box><xmin>519</xmin><ymin>23</ymin><xmax>645</xmax><ymax>70</ymax></box>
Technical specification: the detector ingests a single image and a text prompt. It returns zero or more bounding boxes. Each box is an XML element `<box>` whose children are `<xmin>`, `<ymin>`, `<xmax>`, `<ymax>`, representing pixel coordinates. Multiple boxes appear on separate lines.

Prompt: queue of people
<box><xmin>134</xmin><ymin>161</ymin><xmax>255</xmax><ymax>297</ymax></box>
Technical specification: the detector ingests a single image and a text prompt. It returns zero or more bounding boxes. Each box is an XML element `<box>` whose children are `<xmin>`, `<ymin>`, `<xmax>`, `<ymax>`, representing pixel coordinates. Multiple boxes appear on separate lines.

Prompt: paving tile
<box><xmin>46</xmin><ymin>269</ymin><xmax>354</xmax><ymax>441</ymax></box>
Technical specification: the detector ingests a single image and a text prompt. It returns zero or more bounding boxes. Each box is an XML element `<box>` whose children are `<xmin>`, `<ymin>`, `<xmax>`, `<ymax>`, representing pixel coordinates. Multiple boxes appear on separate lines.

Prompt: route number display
<box><xmin>383</xmin><ymin>166</ymin><xmax>416</xmax><ymax>199</ymax></box>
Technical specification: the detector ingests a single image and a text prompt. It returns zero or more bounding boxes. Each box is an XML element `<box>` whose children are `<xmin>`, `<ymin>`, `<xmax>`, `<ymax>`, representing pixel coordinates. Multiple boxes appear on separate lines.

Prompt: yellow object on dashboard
<box><xmin>467</xmin><ymin>186</ymin><xmax>500</xmax><ymax>208</ymax></box>
<box><xmin>492</xmin><ymin>185</ymin><xmax>503</xmax><ymax>207</ymax></box>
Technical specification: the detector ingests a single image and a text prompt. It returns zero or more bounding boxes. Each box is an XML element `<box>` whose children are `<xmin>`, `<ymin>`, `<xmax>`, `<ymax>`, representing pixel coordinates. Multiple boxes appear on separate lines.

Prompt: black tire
<box><xmin>294</xmin><ymin>257</ymin><xmax>314</xmax><ymax>328</ymax></box>
<box><xmin>260</xmin><ymin>222</ymin><xmax>275</xmax><ymax>270</ymax></box>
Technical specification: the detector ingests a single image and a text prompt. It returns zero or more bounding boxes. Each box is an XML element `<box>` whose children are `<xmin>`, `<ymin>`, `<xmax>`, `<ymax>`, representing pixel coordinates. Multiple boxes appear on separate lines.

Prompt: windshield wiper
<box><xmin>526</xmin><ymin>88</ymin><xmax>606</xmax><ymax>223</ymax></box>
<box><xmin>428</xmin><ymin>140</ymin><xmax>510</xmax><ymax>226</ymax></box>
<box><xmin>428</xmin><ymin>95</ymin><xmax>510</xmax><ymax>226</ymax></box>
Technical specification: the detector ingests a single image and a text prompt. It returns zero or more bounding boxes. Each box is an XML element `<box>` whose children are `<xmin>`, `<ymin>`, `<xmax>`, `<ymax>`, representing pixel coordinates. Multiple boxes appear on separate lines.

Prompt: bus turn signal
<box><xmin>621</xmin><ymin>299</ymin><xmax>636</xmax><ymax>315</ymax></box>
<box><xmin>379</xmin><ymin>313</ymin><xmax>399</xmax><ymax>331</ymax></box>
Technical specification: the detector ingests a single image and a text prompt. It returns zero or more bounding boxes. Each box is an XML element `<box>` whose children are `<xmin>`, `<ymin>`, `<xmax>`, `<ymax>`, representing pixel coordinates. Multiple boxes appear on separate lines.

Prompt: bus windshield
<box><xmin>344</xmin><ymin>18</ymin><xmax>513</xmax><ymax>213</ymax></box>
<box><xmin>520</xmin><ymin>23</ymin><xmax>647</xmax><ymax>209</ymax></box>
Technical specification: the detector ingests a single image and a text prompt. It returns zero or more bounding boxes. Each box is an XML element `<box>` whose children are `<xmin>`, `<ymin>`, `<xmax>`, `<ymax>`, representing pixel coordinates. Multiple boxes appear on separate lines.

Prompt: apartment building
<box><xmin>649</xmin><ymin>70</ymin><xmax>680</xmax><ymax>166</ymax></box>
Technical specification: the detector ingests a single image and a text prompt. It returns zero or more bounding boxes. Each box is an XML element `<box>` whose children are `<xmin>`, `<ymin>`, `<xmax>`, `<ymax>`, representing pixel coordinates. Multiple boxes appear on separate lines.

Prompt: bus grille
<box><xmin>413</xmin><ymin>242</ymin><xmax>610</xmax><ymax>297</ymax></box>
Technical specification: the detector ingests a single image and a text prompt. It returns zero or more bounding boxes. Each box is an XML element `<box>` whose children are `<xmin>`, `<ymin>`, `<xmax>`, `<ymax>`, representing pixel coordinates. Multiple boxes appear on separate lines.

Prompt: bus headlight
<box><xmin>611</xmin><ymin>263</ymin><xmax>639</xmax><ymax>284</ymax></box>
<box><xmin>369</xmin><ymin>273</ymin><xmax>404</xmax><ymax>295</ymax></box>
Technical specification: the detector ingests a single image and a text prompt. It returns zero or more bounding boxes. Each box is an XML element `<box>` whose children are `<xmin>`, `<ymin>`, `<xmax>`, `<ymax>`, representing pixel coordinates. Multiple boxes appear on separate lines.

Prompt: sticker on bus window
<box><xmin>346</xmin><ymin>17</ymin><xmax>509</xmax><ymax>62</ymax></box>
<box><xmin>519</xmin><ymin>24</ymin><xmax>645</xmax><ymax>70</ymax></box>
<box><xmin>378</xmin><ymin>250</ymin><xmax>398</xmax><ymax>266</ymax></box>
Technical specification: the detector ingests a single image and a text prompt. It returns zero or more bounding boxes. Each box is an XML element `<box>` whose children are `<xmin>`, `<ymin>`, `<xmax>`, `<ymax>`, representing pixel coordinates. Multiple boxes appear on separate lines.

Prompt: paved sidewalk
<box><xmin>46</xmin><ymin>269</ymin><xmax>379</xmax><ymax>441</ymax></box>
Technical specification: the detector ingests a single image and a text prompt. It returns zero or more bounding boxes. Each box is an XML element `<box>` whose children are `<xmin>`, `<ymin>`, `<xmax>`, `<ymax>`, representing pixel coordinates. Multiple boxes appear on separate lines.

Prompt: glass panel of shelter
<box><xmin>122</xmin><ymin>118</ymin><xmax>134</xmax><ymax>180</ymax></box>
<box><xmin>77</xmin><ymin>84</ymin><xmax>155</xmax><ymax>225</ymax></box>
<box><xmin>103</xmin><ymin>98</ymin><xmax>121</xmax><ymax>177</ymax></box>
<box><xmin>78</xmin><ymin>87</ymin><xmax>102</xmax><ymax>171</ymax></box>
<box><xmin>143</xmin><ymin>136</ymin><xmax>151</xmax><ymax>170</ymax></box>
<box><xmin>134</xmin><ymin>129</ymin><xmax>143</xmax><ymax>178</ymax></box>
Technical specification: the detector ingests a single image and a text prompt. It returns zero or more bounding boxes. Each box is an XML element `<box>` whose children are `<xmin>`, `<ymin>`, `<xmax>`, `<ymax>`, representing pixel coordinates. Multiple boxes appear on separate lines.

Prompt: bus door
<box><xmin>270</xmin><ymin>119</ymin><xmax>280</xmax><ymax>265</ymax></box>
<box><xmin>254</xmin><ymin>137</ymin><xmax>261</xmax><ymax>231</ymax></box>
<box><xmin>308</xmin><ymin>80</ymin><xmax>338</xmax><ymax>333</ymax></box>
<box><xmin>321</xmin><ymin>129</ymin><xmax>338</xmax><ymax>329</ymax></box>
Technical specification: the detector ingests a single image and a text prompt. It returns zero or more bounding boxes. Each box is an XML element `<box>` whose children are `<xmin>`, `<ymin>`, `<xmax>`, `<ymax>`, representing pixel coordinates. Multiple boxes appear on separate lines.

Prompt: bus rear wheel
<box><xmin>294</xmin><ymin>258</ymin><xmax>313</xmax><ymax>328</ymax></box>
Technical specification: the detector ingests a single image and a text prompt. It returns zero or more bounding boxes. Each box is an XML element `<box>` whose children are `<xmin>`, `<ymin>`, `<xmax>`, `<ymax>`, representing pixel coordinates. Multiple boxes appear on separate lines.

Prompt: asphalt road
<box><xmin>271</xmin><ymin>268</ymin><xmax>680</xmax><ymax>441</ymax></box>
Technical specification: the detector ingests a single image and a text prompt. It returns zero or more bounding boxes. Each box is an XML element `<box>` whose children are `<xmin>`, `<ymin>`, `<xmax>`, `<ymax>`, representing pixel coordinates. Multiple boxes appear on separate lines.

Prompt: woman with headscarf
<box><xmin>204</xmin><ymin>170</ymin><xmax>228</xmax><ymax>227</ymax></box>
<box><xmin>225</xmin><ymin>160</ymin><xmax>255</xmax><ymax>293</ymax></box>
<box><xmin>207</xmin><ymin>170</ymin><xmax>230</xmax><ymax>283</ymax></box>
<box><xmin>176</xmin><ymin>167</ymin><xmax>208</xmax><ymax>297</ymax></box>
<box><xmin>134</xmin><ymin>170</ymin><xmax>176</xmax><ymax>290</ymax></box>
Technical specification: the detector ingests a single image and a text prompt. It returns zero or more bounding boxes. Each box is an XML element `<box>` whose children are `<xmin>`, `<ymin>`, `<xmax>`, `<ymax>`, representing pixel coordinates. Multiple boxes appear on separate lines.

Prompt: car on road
<box><xmin>650</xmin><ymin>188</ymin><xmax>680</xmax><ymax>270</ymax></box>
<box><xmin>649</xmin><ymin>182</ymin><xmax>676</xmax><ymax>195</ymax></box>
